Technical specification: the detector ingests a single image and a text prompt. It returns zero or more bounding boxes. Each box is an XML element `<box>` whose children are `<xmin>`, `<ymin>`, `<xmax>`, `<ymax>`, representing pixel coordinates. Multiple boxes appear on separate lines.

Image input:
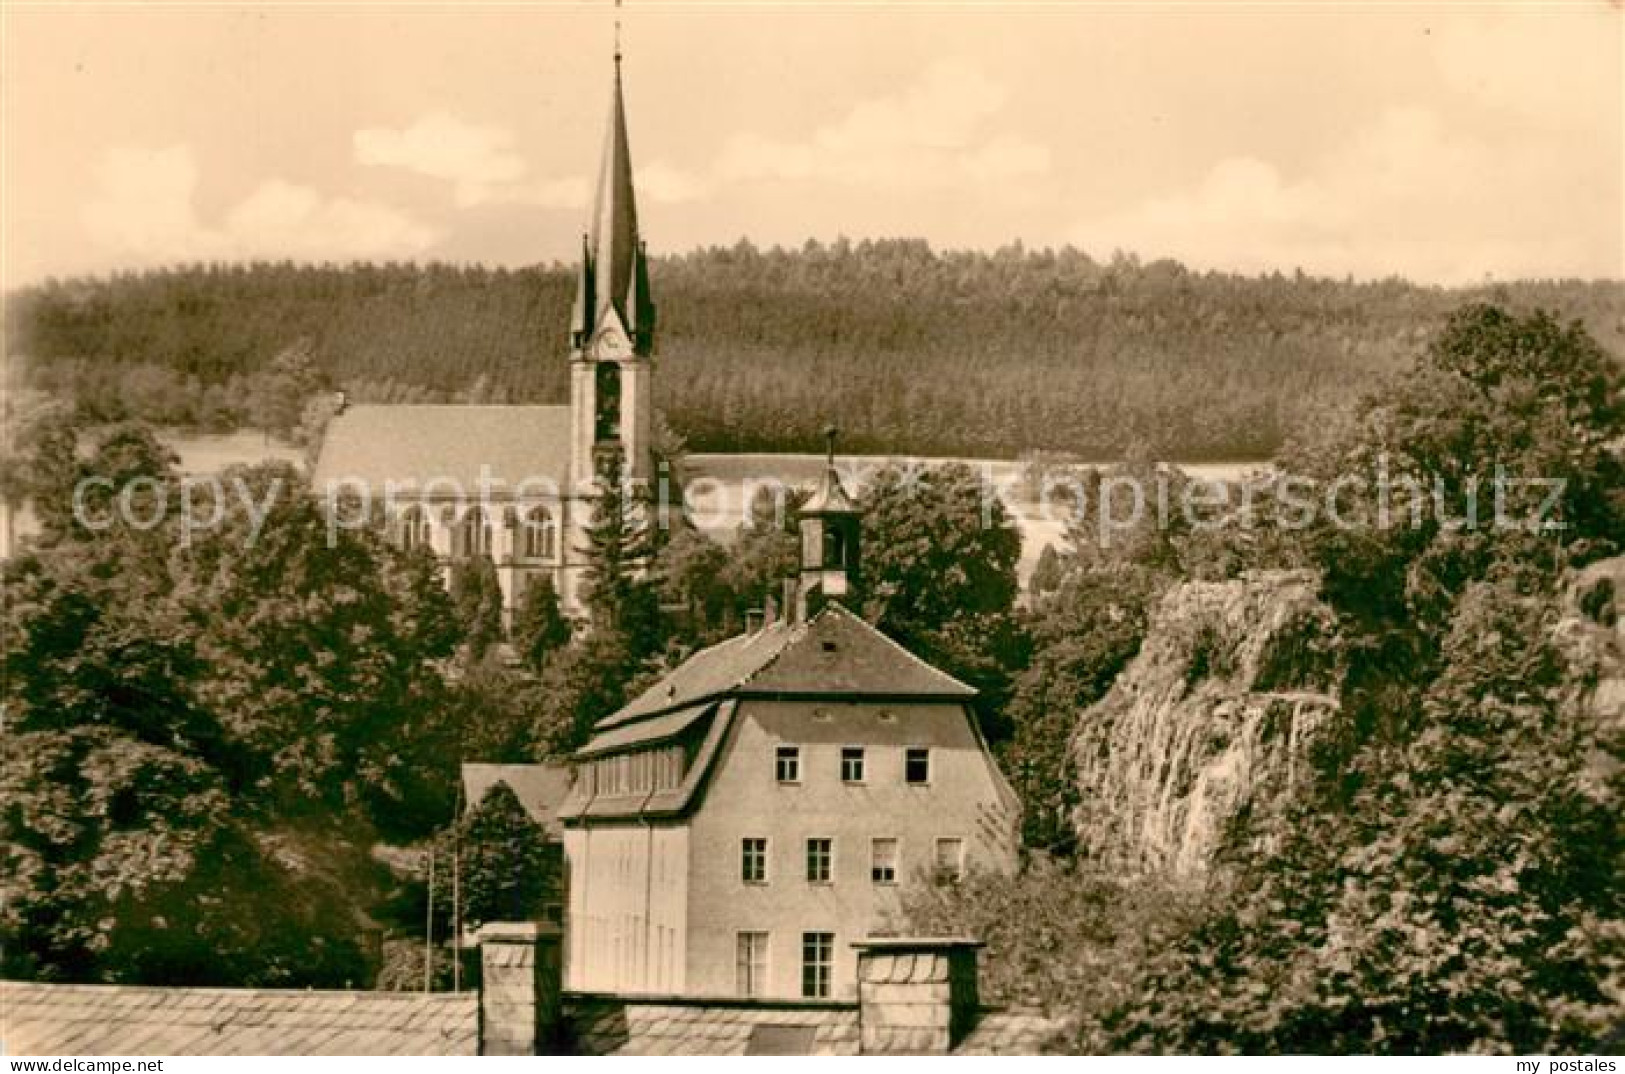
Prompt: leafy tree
<box><xmin>859</xmin><ymin>463</ymin><xmax>1026</xmax><ymax>738</ymax></box>
<box><xmin>653</xmin><ymin>484</ymin><xmax>805</xmax><ymax>646</ymax></box>
<box><xmin>654</xmin><ymin>524</ymin><xmax>735</xmax><ymax>643</ymax></box>
<box><xmin>178</xmin><ymin>462</ymin><xmax>462</xmax><ymax>835</ymax></box>
<box><xmin>510</xmin><ymin>574</ymin><xmax>571</xmax><ymax>674</ymax></box>
<box><xmin>1104</xmin><ymin>305</ymin><xmax>1625</xmax><ymax>1053</ymax></box>
<box><xmin>529</xmin><ymin>633</ymin><xmax>639</xmax><ymax>756</ymax></box>
<box><xmin>0</xmin><ymin>724</ymin><xmax>234</xmax><ymax>981</ymax></box>
<box><xmin>1003</xmin><ymin>562</ymin><xmax>1160</xmax><ymax>851</ymax></box>
<box><xmin>2</xmin><ymin>430</ymin><xmax>465</xmax><ymax>984</ymax></box>
<box><xmin>1030</xmin><ymin>543</ymin><xmax>1065</xmax><ymax>596</ymax></box>
<box><xmin>456</xmin><ymin>783</ymin><xmax>558</xmax><ymax>928</ymax></box>
<box><xmin>861</xmin><ymin>462</ymin><xmax>1020</xmax><ymax>629</ymax></box>
<box><xmin>451</xmin><ymin>653</ymin><xmax>545</xmax><ymax>764</ymax></box>
<box><xmin>716</xmin><ymin>483</ymin><xmax>807</xmax><ymax>624</ymax></box>
<box><xmin>248</xmin><ymin>339</ymin><xmax>324</xmax><ymax>437</ymax></box>
<box><xmin>450</xmin><ymin>553</ymin><xmax>505</xmax><ymax>661</ymax></box>
<box><xmin>900</xmin><ymin>858</ymin><xmax>1207</xmax><ymax>1043</ymax></box>
<box><xmin>1110</xmin><ymin>577</ymin><xmax>1622</xmax><ymax>1052</ymax></box>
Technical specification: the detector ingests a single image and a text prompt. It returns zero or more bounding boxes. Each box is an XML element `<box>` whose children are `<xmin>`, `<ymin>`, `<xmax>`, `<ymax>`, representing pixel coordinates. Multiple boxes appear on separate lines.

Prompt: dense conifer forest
<box><xmin>9</xmin><ymin>241</ymin><xmax>1623</xmax><ymax>459</ymax></box>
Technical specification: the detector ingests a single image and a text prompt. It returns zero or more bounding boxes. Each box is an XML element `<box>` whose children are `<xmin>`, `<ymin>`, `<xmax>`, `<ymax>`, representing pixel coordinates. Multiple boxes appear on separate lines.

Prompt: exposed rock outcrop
<box><xmin>1070</xmin><ymin>570</ymin><xmax>1342</xmax><ymax>876</ymax></box>
<box><xmin>1556</xmin><ymin>555</ymin><xmax>1625</xmax><ymax>787</ymax></box>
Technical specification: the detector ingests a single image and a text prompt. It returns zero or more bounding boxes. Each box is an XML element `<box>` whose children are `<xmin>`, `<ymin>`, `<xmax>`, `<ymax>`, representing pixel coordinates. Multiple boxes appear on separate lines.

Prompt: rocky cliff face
<box><xmin>1557</xmin><ymin>555</ymin><xmax>1625</xmax><ymax>788</ymax></box>
<box><xmin>1070</xmin><ymin>570</ymin><xmax>1343</xmax><ymax>876</ymax></box>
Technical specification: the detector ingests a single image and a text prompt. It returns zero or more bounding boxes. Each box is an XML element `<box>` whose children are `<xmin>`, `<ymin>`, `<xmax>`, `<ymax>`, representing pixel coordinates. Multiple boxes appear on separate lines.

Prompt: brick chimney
<box><xmin>852</xmin><ymin>938</ymin><xmax>983</xmax><ymax>1054</ymax></box>
<box><xmin>476</xmin><ymin>922</ymin><xmax>562</xmax><ymax>1055</ymax></box>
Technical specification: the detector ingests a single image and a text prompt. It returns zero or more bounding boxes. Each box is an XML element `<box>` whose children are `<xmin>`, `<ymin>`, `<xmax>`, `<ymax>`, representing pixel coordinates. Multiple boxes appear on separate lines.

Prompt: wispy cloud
<box><xmin>81</xmin><ymin>145</ymin><xmax>441</xmax><ymax>266</ymax></box>
<box><xmin>354</xmin><ymin>110</ymin><xmax>585</xmax><ymax>209</ymax></box>
<box><xmin>1071</xmin><ymin>106</ymin><xmax>1618</xmax><ymax>283</ymax></box>
<box><xmin>628</xmin><ymin>59</ymin><xmax>1051</xmax><ymax>208</ymax></box>
<box><xmin>354</xmin><ymin>111</ymin><xmax>524</xmax><ymax>207</ymax></box>
<box><xmin>712</xmin><ymin>59</ymin><xmax>1050</xmax><ymax>191</ymax></box>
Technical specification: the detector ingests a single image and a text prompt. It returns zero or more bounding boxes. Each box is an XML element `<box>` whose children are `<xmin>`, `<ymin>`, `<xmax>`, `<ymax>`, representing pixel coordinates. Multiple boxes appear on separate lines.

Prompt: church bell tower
<box><xmin>569</xmin><ymin>41</ymin><xmax>656</xmax><ymax>492</ymax></box>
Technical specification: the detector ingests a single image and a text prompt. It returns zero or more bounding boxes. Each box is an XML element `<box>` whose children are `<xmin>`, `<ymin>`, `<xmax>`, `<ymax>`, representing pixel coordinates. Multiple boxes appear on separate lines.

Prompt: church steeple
<box><xmin>570</xmin><ymin>51</ymin><xmax>655</xmax><ymax>357</ymax></box>
<box><xmin>569</xmin><ymin>35</ymin><xmax>657</xmax><ymax>491</ymax></box>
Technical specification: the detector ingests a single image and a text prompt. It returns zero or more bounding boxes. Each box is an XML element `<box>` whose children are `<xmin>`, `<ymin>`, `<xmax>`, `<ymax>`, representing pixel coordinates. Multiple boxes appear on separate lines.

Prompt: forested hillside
<box><xmin>8</xmin><ymin>241</ymin><xmax>1623</xmax><ymax>459</ymax></box>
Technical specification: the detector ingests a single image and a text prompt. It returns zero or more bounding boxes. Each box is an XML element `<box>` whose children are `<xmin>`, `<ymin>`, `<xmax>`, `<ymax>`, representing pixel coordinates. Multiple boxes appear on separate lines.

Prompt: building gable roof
<box><xmin>599</xmin><ymin>603</ymin><xmax>974</xmax><ymax>729</ymax></box>
<box><xmin>460</xmin><ymin>762</ymin><xmax>574</xmax><ymax>839</ymax></box>
<box><xmin>310</xmin><ymin>404</ymin><xmax>574</xmax><ymax>498</ymax></box>
<box><xmin>562</xmin><ymin>606</ymin><xmax>980</xmax><ymax>825</ymax></box>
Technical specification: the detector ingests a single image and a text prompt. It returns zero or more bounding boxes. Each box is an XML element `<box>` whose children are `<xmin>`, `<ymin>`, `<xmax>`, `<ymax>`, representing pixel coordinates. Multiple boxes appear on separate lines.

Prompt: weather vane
<box><xmin>614</xmin><ymin>0</ymin><xmax>622</xmax><ymax>65</ymax></box>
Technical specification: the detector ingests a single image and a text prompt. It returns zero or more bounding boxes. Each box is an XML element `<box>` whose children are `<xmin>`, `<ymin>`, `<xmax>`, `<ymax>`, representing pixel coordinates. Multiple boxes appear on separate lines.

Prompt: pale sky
<box><xmin>3</xmin><ymin>2</ymin><xmax>1621</xmax><ymax>287</ymax></box>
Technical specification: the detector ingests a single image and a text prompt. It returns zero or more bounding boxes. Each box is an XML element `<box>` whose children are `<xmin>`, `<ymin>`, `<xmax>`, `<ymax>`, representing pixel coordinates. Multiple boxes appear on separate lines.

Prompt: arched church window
<box><xmin>398</xmin><ymin>505</ymin><xmax>431</xmax><ymax>551</ymax></box>
<box><xmin>457</xmin><ymin>506</ymin><xmax>492</xmax><ymax>559</ymax></box>
<box><xmin>522</xmin><ymin>506</ymin><xmax>557</xmax><ymax>560</ymax></box>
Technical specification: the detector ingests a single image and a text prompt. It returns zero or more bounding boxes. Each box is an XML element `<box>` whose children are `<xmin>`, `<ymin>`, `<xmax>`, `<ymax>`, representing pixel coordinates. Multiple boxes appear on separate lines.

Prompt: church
<box><xmin>311</xmin><ymin>49</ymin><xmax>657</xmax><ymax>619</ymax></box>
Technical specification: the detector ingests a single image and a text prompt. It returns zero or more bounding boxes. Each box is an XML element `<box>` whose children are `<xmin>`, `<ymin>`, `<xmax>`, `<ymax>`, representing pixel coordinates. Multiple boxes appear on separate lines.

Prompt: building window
<box><xmin>595</xmin><ymin>363</ymin><xmax>622</xmax><ymax>443</ymax></box>
<box><xmin>742</xmin><ymin>838</ymin><xmax>768</xmax><ymax>884</ymax></box>
<box><xmin>871</xmin><ymin>838</ymin><xmax>899</xmax><ymax>885</ymax></box>
<box><xmin>905</xmin><ymin>747</ymin><xmax>931</xmax><ymax>785</ymax></box>
<box><xmin>934</xmin><ymin>837</ymin><xmax>965</xmax><ymax>885</ymax></box>
<box><xmin>456</xmin><ymin>506</ymin><xmax>492</xmax><ymax>558</ymax></box>
<box><xmin>775</xmin><ymin>745</ymin><xmax>800</xmax><ymax>783</ymax></box>
<box><xmin>521</xmin><ymin>506</ymin><xmax>556</xmax><ymax>560</ymax></box>
<box><xmin>840</xmin><ymin>746</ymin><xmax>865</xmax><ymax>783</ymax></box>
<box><xmin>801</xmin><ymin>932</ymin><xmax>834</xmax><ymax>999</ymax></box>
<box><xmin>736</xmin><ymin>931</ymin><xmax>769</xmax><ymax>997</ymax></box>
<box><xmin>397</xmin><ymin>505</ymin><xmax>431</xmax><ymax>551</ymax></box>
<box><xmin>806</xmin><ymin>838</ymin><xmax>832</xmax><ymax>884</ymax></box>
<box><xmin>823</xmin><ymin>527</ymin><xmax>846</xmax><ymax>568</ymax></box>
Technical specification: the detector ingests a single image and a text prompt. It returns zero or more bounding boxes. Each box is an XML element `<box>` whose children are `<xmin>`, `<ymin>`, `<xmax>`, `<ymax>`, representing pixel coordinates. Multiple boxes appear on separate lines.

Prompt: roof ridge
<box><xmin>337</xmin><ymin>403</ymin><xmax>571</xmax><ymax>411</ymax></box>
<box><xmin>595</xmin><ymin>626</ymin><xmax>794</xmax><ymax>728</ymax></box>
<box><xmin>823</xmin><ymin>603</ymin><xmax>978</xmax><ymax>694</ymax></box>
<box><xmin>732</xmin><ymin>617</ymin><xmax>809</xmax><ymax>690</ymax></box>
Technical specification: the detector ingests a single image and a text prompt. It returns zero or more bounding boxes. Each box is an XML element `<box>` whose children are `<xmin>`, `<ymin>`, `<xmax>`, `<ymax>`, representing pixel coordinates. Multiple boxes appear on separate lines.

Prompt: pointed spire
<box><xmin>575</xmin><ymin>36</ymin><xmax>654</xmax><ymax>356</ymax></box>
<box><xmin>570</xmin><ymin>232</ymin><xmax>594</xmax><ymax>345</ymax></box>
<box><xmin>802</xmin><ymin>425</ymin><xmax>859</xmax><ymax>515</ymax></box>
